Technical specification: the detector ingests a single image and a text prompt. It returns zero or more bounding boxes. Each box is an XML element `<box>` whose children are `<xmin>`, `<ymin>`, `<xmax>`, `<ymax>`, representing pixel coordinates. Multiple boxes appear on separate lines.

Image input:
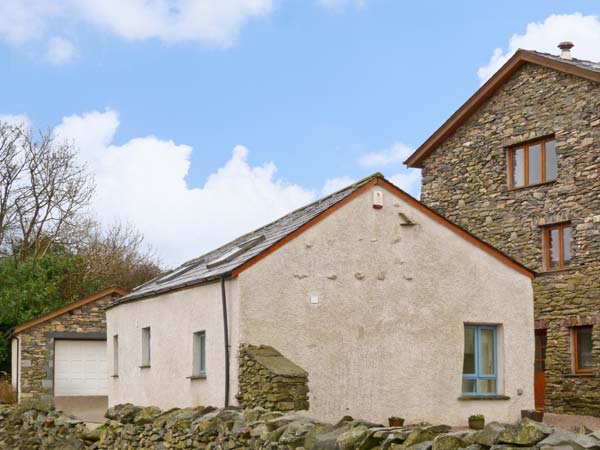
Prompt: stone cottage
<box><xmin>106</xmin><ymin>173</ymin><xmax>535</xmax><ymax>426</ymax></box>
<box><xmin>10</xmin><ymin>286</ymin><xmax>128</xmax><ymax>404</ymax></box>
<box><xmin>405</xmin><ymin>43</ymin><xmax>600</xmax><ymax>415</ymax></box>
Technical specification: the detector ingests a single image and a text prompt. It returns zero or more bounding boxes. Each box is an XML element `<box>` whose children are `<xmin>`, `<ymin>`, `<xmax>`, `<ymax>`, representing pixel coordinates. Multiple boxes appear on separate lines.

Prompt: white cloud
<box><xmin>45</xmin><ymin>36</ymin><xmax>76</xmax><ymax>65</ymax></box>
<box><xmin>0</xmin><ymin>0</ymin><xmax>273</xmax><ymax>52</ymax></box>
<box><xmin>318</xmin><ymin>0</ymin><xmax>365</xmax><ymax>10</ymax></box>
<box><xmin>54</xmin><ymin>109</ymin><xmax>315</xmax><ymax>266</ymax></box>
<box><xmin>321</xmin><ymin>176</ymin><xmax>355</xmax><ymax>195</ymax></box>
<box><xmin>359</xmin><ymin>142</ymin><xmax>413</xmax><ymax>167</ymax></box>
<box><xmin>388</xmin><ymin>170</ymin><xmax>421</xmax><ymax>197</ymax></box>
<box><xmin>0</xmin><ymin>114</ymin><xmax>31</xmax><ymax>129</ymax></box>
<box><xmin>478</xmin><ymin>13</ymin><xmax>600</xmax><ymax>84</ymax></box>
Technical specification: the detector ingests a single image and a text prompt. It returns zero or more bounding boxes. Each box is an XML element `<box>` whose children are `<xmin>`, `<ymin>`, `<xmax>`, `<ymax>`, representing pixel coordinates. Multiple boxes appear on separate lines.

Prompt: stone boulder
<box><xmin>498</xmin><ymin>418</ymin><xmax>552</xmax><ymax>446</ymax></box>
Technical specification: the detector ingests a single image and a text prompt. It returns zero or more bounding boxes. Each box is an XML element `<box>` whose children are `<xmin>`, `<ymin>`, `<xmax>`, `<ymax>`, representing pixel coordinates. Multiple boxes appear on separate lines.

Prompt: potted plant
<box><xmin>468</xmin><ymin>414</ymin><xmax>485</xmax><ymax>430</ymax></box>
<box><xmin>521</xmin><ymin>409</ymin><xmax>544</xmax><ymax>422</ymax></box>
<box><xmin>388</xmin><ymin>416</ymin><xmax>405</xmax><ymax>427</ymax></box>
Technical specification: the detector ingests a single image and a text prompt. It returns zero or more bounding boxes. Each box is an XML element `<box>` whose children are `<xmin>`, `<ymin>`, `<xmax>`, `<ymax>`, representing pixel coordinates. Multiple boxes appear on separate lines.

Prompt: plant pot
<box><xmin>388</xmin><ymin>417</ymin><xmax>405</xmax><ymax>427</ymax></box>
<box><xmin>468</xmin><ymin>417</ymin><xmax>485</xmax><ymax>430</ymax></box>
<box><xmin>521</xmin><ymin>409</ymin><xmax>544</xmax><ymax>422</ymax></box>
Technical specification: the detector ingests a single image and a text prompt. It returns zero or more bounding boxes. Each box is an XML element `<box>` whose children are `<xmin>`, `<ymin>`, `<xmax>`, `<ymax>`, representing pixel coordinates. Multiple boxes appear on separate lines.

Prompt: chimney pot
<box><xmin>558</xmin><ymin>41</ymin><xmax>574</xmax><ymax>59</ymax></box>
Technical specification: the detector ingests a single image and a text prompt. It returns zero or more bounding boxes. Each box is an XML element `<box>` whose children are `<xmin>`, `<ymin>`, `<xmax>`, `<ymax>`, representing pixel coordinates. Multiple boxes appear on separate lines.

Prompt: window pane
<box><xmin>199</xmin><ymin>333</ymin><xmax>206</xmax><ymax>373</ymax></box>
<box><xmin>479</xmin><ymin>379</ymin><xmax>497</xmax><ymax>394</ymax></box>
<box><xmin>512</xmin><ymin>148</ymin><xmax>525</xmax><ymax>187</ymax></box>
<box><xmin>563</xmin><ymin>226</ymin><xmax>572</xmax><ymax>266</ymax></box>
<box><xmin>463</xmin><ymin>327</ymin><xmax>476</xmax><ymax>374</ymax></box>
<box><xmin>479</xmin><ymin>329</ymin><xmax>495</xmax><ymax>375</ymax></box>
<box><xmin>577</xmin><ymin>327</ymin><xmax>593</xmax><ymax>370</ymax></box>
<box><xmin>462</xmin><ymin>379</ymin><xmax>476</xmax><ymax>393</ymax></box>
<box><xmin>545</xmin><ymin>140</ymin><xmax>557</xmax><ymax>180</ymax></box>
<box><xmin>548</xmin><ymin>229</ymin><xmax>560</xmax><ymax>268</ymax></box>
<box><xmin>528</xmin><ymin>144</ymin><xmax>542</xmax><ymax>185</ymax></box>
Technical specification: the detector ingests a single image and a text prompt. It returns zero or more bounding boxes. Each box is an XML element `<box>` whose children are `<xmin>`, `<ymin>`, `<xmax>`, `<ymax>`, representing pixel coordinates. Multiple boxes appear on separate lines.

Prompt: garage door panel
<box><xmin>54</xmin><ymin>340</ymin><xmax>107</xmax><ymax>396</ymax></box>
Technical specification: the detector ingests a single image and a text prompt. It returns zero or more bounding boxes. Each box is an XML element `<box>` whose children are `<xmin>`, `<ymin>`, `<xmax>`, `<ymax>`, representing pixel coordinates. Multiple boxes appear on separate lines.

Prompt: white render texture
<box><xmin>106</xmin><ymin>278</ymin><xmax>240</xmax><ymax>409</ymax></box>
<box><xmin>237</xmin><ymin>186</ymin><xmax>534</xmax><ymax>425</ymax></box>
<box><xmin>107</xmin><ymin>184</ymin><xmax>534</xmax><ymax>426</ymax></box>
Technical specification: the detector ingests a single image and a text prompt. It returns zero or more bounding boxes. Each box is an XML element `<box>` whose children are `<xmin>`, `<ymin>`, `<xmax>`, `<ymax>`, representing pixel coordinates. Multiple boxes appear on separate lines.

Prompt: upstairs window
<box><xmin>573</xmin><ymin>326</ymin><xmax>593</xmax><ymax>374</ymax></box>
<box><xmin>463</xmin><ymin>325</ymin><xmax>497</xmax><ymax>395</ymax></box>
<box><xmin>508</xmin><ymin>137</ymin><xmax>557</xmax><ymax>188</ymax></box>
<box><xmin>141</xmin><ymin>327</ymin><xmax>151</xmax><ymax>367</ymax></box>
<box><xmin>544</xmin><ymin>223</ymin><xmax>572</xmax><ymax>270</ymax></box>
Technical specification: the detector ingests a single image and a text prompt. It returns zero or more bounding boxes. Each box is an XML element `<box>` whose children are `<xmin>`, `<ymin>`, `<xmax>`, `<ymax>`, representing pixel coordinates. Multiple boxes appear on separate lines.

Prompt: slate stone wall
<box><xmin>237</xmin><ymin>345</ymin><xmax>309</xmax><ymax>412</ymax></box>
<box><xmin>16</xmin><ymin>293</ymin><xmax>117</xmax><ymax>401</ymax></box>
<box><xmin>419</xmin><ymin>62</ymin><xmax>600</xmax><ymax>415</ymax></box>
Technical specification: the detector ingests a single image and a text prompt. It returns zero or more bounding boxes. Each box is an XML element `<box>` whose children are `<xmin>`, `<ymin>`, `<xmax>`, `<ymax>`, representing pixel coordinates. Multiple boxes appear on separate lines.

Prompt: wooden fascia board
<box><xmin>13</xmin><ymin>286</ymin><xmax>129</xmax><ymax>335</ymax></box>
<box><xmin>405</xmin><ymin>50</ymin><xmax>600</xmax><ymax>168</ymax></box>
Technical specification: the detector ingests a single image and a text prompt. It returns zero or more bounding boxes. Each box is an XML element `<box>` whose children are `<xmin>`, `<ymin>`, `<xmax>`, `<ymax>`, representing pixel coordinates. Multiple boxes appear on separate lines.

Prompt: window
<box><xmin>544</xmin><ymin>223</ymin><xmax>572</xmax><ymax>269</ymax></box>
<box><xmin>573</xmin><ymin>326</ymin><xmax>593</xmax><ymax>374</ymax></box>
<box><xmin>141</xmin><ymin>327</ymin><xmax>151</xmax><ymax>367</ymax></box>
<box><xmin>463</xmin><ymin>325</ymin><xmax>497</xmax><ymax>395</ymax></box>
<box><xmin>508</xmin><ymin>137</ymin><xmax>557</xmax><ymax>188</ymax></box>
<box><xmin>113</xmin><ymin>335</ymin><xmax>119</xmax><ymax>376</ymax></box>
<box><xmin>193</xmin><ymin>331</ymin><xmax>206</xmax><ymax>376</ymax></box>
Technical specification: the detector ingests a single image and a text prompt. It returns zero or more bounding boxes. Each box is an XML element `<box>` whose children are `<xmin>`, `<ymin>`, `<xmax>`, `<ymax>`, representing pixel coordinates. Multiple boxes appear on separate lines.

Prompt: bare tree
<box><xmin>77</xmin><ymin>221</ymin><xmax>162</xmax><ymax>290</ymax></box>
<box><xmin>6</xmin><ymin>126</ymin><xmax>95</xmax><ymax>261</ymax></box>
<box><xmin>0</xmin><ymin>123</ymin><xmax>26</xmax><ymax>255</ymax></box>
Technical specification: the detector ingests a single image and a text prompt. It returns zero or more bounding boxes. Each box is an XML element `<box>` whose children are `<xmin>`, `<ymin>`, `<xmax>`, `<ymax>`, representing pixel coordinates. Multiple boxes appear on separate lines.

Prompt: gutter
<box><xmin>220</xmin><ymin>276</ymin><xmax>230</xmax><ymax>407</ymax></box>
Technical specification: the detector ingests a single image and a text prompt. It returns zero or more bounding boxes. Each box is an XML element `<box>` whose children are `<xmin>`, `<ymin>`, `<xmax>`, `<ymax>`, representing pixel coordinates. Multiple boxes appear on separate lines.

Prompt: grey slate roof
<box><xmin>109</xmin><ymin>173</ymin><xmax>380</xmax><ymax>306</ymax></box>
<box><xmin>529</xmin><ymin>50</ymin><xmax>600</xmax><ymax>73</ymax></box>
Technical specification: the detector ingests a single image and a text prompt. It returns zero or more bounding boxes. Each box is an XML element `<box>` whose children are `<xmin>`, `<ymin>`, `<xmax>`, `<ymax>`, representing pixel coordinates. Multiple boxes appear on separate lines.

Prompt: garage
<box><xmin>54</xmin><ymin>340</ymin><xmax>108</xmax><ymax>396</ymax></box>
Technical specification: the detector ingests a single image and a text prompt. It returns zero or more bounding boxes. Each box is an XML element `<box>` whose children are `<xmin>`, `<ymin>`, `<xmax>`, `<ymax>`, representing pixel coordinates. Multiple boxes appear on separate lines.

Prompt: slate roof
<box><xmin>109</xmin><ymin>174</ymin><xmax>380</xmax><ymax>306</ymax></box>
<box><xmin>529</xmin><ymin>50</ymin><xmax>600</xmax><ymax>73</ymax></box>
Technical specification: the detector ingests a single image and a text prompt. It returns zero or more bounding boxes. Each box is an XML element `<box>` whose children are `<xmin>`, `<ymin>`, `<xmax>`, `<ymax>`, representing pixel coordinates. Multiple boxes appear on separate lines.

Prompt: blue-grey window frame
<box><xmin>463</xmin><ymin>325</ymin><xmax>498</xmax><ymax>395</ymax></box>
<box><xmin>197</xmin><ymin>331</ymin><xmax>206</xmax><ymax>376</ymax></box>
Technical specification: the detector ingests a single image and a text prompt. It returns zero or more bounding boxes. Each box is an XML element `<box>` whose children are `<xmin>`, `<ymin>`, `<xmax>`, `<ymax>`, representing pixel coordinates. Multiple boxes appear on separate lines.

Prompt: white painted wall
<box><xmin>237</xmin><ymin>186</ymin><xmax>534</xmax><ymax>426</ymax></box>
<box><xmin>106</xmin><ymin>279</ymin><xmax>240</xmax><ymax>409</ymax></box>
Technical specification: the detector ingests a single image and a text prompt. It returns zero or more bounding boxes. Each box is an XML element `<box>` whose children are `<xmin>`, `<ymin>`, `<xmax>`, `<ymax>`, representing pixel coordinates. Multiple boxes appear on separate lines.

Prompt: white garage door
<box><xmin>54</xmin><ymin>340</ymin><xmax>108</xmax><ymax>396</ymax></box>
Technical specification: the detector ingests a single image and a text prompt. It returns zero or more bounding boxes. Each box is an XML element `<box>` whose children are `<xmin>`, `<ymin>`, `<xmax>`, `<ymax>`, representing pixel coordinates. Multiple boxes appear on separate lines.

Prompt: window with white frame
<box><xmin>462</xmin><ymin>325</ymin><xmax>497</xmax><ymax>395</ymax></box>
<box><xmin>141</xmin><ymin>327</ymin><xmax>151</xmax><ymax>367</ymax></box>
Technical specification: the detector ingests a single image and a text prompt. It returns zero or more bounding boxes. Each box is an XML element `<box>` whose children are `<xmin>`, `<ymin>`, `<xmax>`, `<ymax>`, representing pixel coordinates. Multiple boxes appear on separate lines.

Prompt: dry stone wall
<box><xmin>237</xmin><ymin>345</ymin><xmax>309</xmax><ymax>412</ymax></box>
<box><xmin>419</xmin><ymin>62</ymin><xmax>600</xmax><ymax>415</ymax></box>
<box><xmin>1</xmin><ymin>401</ymin><xmax>599</xmax><ymax>450</ymax></box>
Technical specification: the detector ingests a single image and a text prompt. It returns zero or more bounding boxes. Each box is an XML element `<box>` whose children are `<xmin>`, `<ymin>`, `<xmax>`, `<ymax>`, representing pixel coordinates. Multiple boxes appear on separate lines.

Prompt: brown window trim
<box><xmin>507</xmin><ymin>136</ymin><xmax>556</xmax><ymax>189</ymax></box>
<box><xmin>573</xmin><ymin>326</ymin><xmax>594</xmax><ymax>374</ymax></box>
<box><xmin>543</xmin><ymin>222</ymin><xmax>571</xmax><ymax>271</ymax></box>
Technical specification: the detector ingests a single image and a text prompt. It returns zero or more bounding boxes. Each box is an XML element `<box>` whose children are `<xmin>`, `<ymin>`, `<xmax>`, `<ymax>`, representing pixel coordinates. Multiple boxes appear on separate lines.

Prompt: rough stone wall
<box><xmin>17</xmin><ymin>293</ymin><xmax>116</xmax><ymax>400</ymax></box>
<box><xmin>237</xmin><ymin>345</ymin><xmax>309</xmax><ymax>412</ymax></box>
<box><xmin>419</xmin><ymin>62</ymin><xmax>600</xmax><ymax>415</ymax></box>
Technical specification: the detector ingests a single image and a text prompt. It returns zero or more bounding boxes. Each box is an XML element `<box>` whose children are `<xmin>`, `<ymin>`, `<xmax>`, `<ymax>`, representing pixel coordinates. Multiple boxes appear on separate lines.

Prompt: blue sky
<box><xmin>1</xmin><ymin>1</ymin><xmax>599</xmax><ymax>265</ymax></box>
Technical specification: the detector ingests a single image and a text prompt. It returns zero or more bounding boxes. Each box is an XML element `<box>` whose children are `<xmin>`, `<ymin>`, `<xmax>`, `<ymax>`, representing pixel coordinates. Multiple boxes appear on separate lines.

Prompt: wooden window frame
<box><xmin>544</xmin><ymin>223</ymin><xmax>572</xmax><ymax>270</ymax></box>
<box><xmin>508</xmin><ymin>136</ymin><xmax>556</xmax><ymax>189</ymax></box>
<box><xmin>573</xmin><ymin>326</ymin><xmax>594</xmax><ymax>374</ymax></box>
<box><xmin>193</xmin><ymin>331</ymin><xmax>207</xmax><ymax>377</ymax></box>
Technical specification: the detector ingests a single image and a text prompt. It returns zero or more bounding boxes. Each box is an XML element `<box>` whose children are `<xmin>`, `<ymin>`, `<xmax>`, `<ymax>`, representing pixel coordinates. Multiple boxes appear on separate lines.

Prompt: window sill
<box><xmin>139</xmin><ymin>365</ymin><xmax>151</xmax><ymax>369</ymax></box>
<box><xmin>538</xmin><ymin>266</ymin><xmax>578</xmax><ymax>275</ymax></box>
<box><xmin>507</xmin><ymin>180</ymin><xmax>557</xmax><ymax>192</ymax></box>
<box><xmin>187</xmin><ymin>374</ymin><xmax>207</xmax><ymax>380</ymax></box>
<box><xmin>458</xmin><ymin>395</ymin><xmax>511</xmax><ymax>401</ymax></box>
<box><xmin>110</xmin><ymin>375</ymin><xmax>119</xmax><ymax>378</ymax></box>
<box><xmin>565</xmin><ymin>373</ymin><xmax>596</xmax><ymax>378</ymax></box>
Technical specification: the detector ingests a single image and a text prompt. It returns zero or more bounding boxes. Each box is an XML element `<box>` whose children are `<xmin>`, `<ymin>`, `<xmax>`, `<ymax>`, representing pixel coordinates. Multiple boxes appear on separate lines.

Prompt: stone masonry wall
<box><xmin>17</xmin><ymin>293</ymin><xmax>117</xmax><ymax>400</ymax></box>
<box><xmin>237</xmin><ymin>345</ymin><xmax>309</xmax><ymax>412</ymax></box>
<box><xmin>419</xmin><ymin>62</ymin><xmax>600</xmax><ymax>415</ymax></box>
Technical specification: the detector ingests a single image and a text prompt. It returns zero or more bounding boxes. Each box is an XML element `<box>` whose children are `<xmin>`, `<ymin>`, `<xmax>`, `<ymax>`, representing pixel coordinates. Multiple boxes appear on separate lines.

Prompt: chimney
<box><xmin>558</xmin><ymin>41</ymin><xmax>574</xmax><ymax>60</ymax></box>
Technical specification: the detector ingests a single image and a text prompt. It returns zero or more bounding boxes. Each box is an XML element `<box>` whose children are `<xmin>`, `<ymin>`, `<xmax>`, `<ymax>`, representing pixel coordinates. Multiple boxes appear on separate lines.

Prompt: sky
<box><xmin>1</xmin><ymin>1</ymin><xmax>599</xmax><ymax>267</ymax></box>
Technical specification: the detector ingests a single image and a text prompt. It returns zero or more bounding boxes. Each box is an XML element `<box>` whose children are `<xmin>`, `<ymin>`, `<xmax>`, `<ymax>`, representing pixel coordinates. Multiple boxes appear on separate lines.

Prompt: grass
<box><xmin>0</xmin><ymin>371</ymin><xmax>16</xmax><ymax>404</ymax></box>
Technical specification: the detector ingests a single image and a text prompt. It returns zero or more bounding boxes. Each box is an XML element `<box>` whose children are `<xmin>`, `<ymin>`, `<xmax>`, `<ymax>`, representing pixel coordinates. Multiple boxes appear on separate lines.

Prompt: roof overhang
<box><xmin>405</xmin><ymin>49</ymin><xmax>600</xmax><ymax>168</ymax></box>
<box><xmin>11</xmin><ymin>286</ymin><xmax>128</xmax><ymax>336</ymax></box>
